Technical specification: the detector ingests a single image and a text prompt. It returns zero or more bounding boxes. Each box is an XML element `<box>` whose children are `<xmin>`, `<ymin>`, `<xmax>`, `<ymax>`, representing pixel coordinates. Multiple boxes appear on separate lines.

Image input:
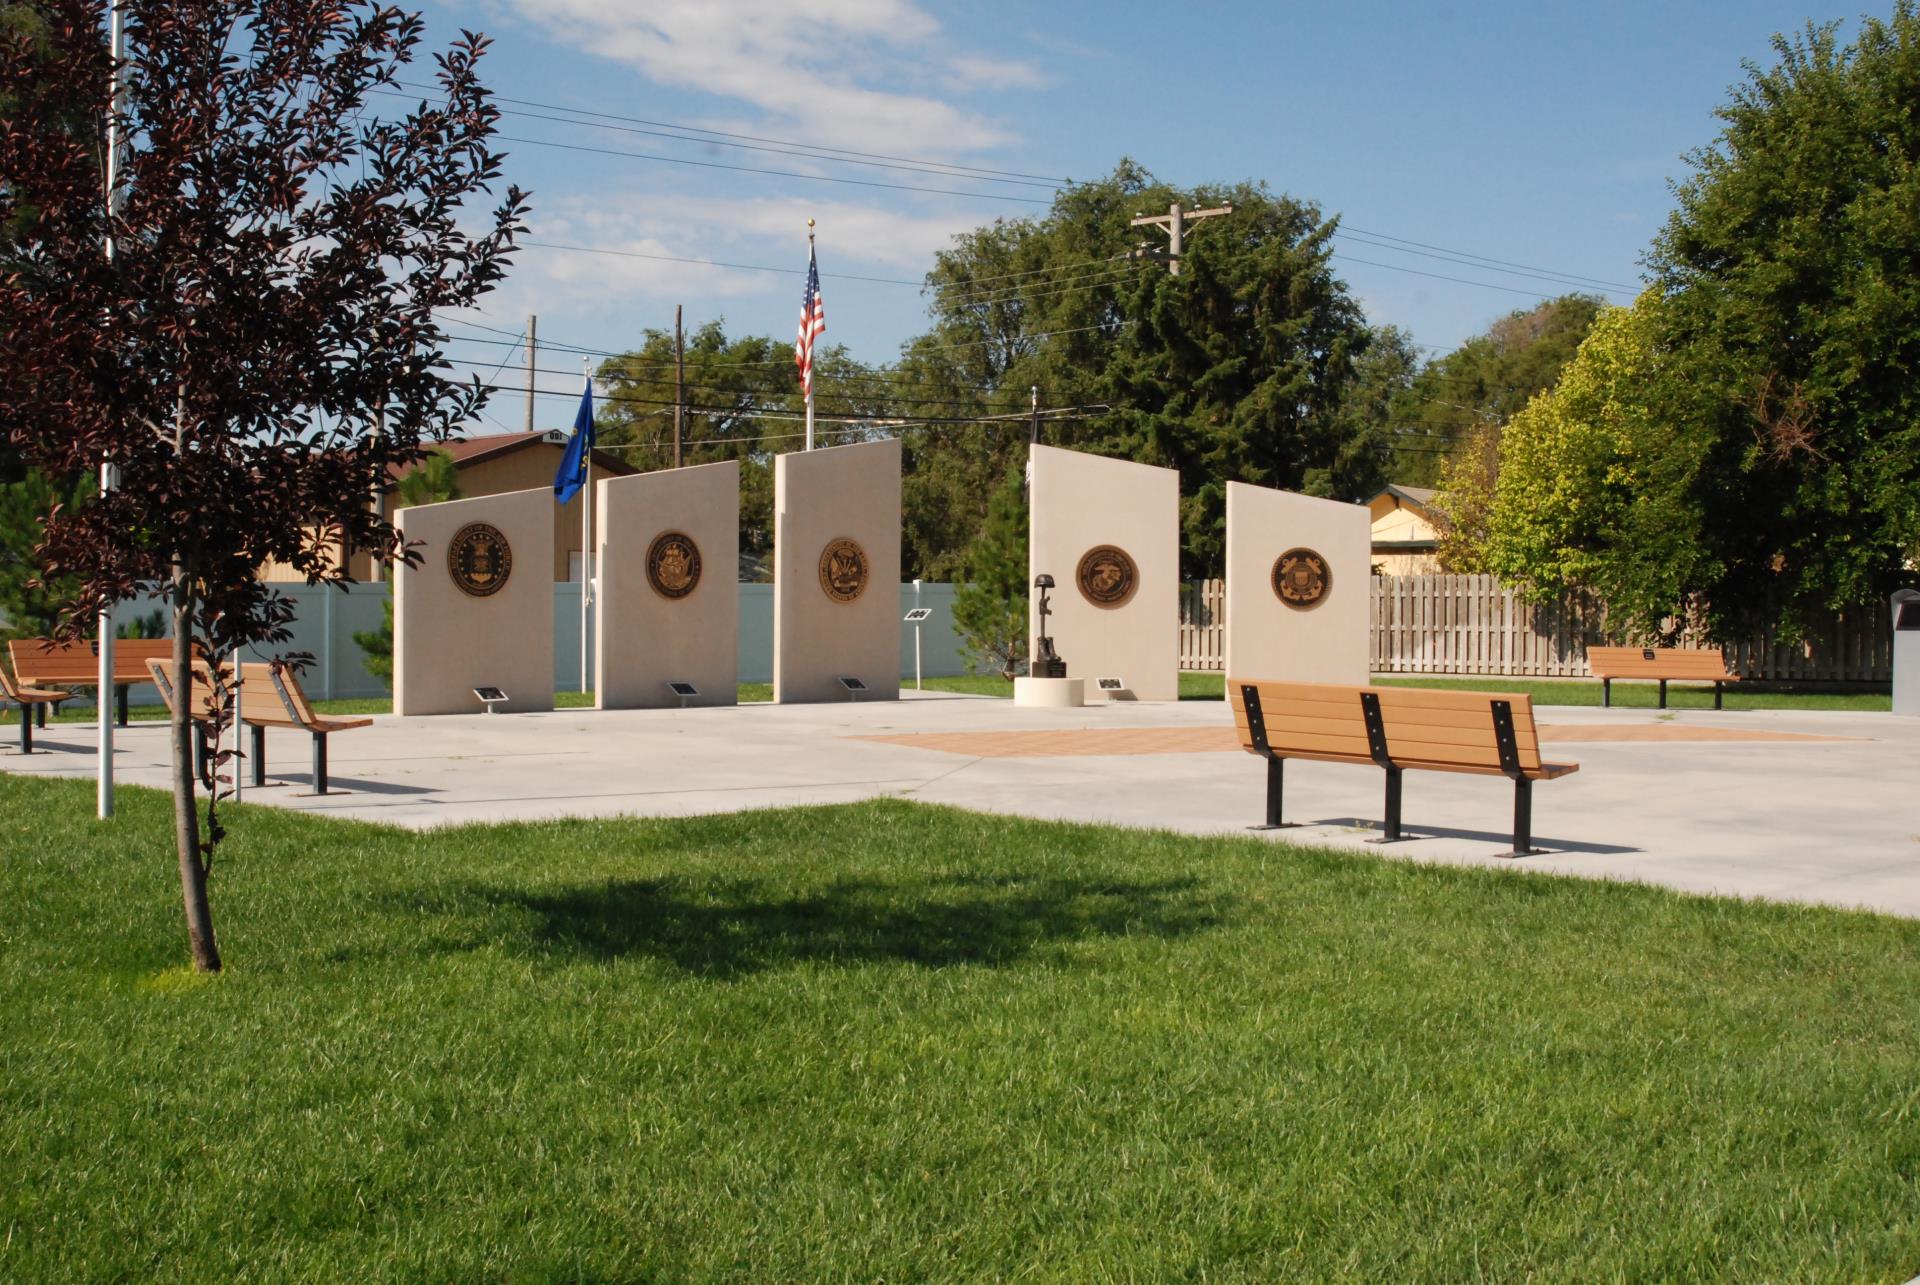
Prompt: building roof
<box><xmin>385</xmin><ymin>430</ymin><xmax>637</xmax><ymax>485</ymax></box>
<box><xmin>1370</xmin><ymin>483</ymin><xmax>1437</xmax><ymax>509</ymax></box>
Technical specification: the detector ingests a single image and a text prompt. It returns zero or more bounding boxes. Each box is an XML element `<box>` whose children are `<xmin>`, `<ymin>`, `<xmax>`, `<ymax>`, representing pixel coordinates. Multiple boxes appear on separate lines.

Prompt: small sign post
<box><xmin>903</xmin><ymin>603</ymin><xmax>932</xmax><ymax>692</ymax></box>
<box><xmin>473</xmin><ymin>685</ymin><xmax>508</xmax><ymax>714</ymax></box>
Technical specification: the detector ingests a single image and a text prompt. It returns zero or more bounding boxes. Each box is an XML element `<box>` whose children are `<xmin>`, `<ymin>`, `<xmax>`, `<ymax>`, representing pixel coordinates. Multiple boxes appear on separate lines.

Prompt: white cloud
<box><xmin>467</xmin><ymin>0</ymin><xmax>1034</xmax><ymax>156</ymax></box>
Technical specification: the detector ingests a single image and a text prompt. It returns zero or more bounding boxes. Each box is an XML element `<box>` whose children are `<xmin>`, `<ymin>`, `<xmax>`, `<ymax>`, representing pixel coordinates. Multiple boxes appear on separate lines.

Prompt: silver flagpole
<box><xmin>98</xmin><ymin>0</ymin><xmax>127</xmax><ymax>819</ymax></box>
<box><xmin>804</xmin><ymin>219</ymin><xmax>815</xmax><ymax>451</ymax></box>
<box><xmin>580</xmin><ymin>358</ymin><xmax>592</xmax><ymax>696</ymax></box>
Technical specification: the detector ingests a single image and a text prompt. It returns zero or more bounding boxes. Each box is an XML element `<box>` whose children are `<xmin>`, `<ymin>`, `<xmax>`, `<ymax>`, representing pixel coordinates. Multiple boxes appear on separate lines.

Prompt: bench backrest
<box><xmin>1587</xmin><ymin>646</ymin><xmax>1731</xmax><ymax>679</ymax></box>
<box><xmin>235</xmin><ymin>662</ymin><xmax>321</xmax><ymax>731</ymax></box>
<box><xmin>10</xmin><ymin>638</ymin><xmax>173</xmax><ymax>685</ymax></box>
<box><xmin>145</xmin><ymin>658</ymin><xmax>225</xmax><ymax>721</ymax></box>
<box><xmin>1230</xmin><ymin>679</ymin><xmax>1547</xmax><ymax>775</ymax></box>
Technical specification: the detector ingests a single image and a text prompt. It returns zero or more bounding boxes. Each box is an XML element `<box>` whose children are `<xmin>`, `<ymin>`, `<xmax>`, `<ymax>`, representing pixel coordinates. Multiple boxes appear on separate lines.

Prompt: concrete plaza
<box><xmin>6</xmin><ymin>692</ymin><xmax>1917</xmax><ymax>918</ymax></box>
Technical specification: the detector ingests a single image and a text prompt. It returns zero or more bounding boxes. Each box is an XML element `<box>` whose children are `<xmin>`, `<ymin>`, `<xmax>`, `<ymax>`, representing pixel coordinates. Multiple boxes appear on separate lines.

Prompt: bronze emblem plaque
<box><xmin>646</xmin><ymin>531</ymin><xmax>702</xmax><ymax>600</ymax></box>
<box><xmin>447</xmin><ymin>522</ymin><xmax>513</xmax><ymax>598</ymax></box>
<box><xmin>1076</xmin><ymin>544</ymin><xmax>1139</xmax><ymax>609</ymax></box>
<box><xmin>818</xmin><ymin>537</ymin><xmax>870</xmax><ymax>604</ymax></box>
<box><xmin>1272</xmin><ymin>547</ymin><xmax>1331</xmax><ymax>610</ymax></box>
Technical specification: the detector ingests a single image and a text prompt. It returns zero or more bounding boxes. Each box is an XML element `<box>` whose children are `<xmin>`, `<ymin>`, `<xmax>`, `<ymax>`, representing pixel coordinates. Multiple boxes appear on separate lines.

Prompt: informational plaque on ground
<box><xmin>903</xmin><ymin>607</ymin><xmax>933</xmax><ymax>622</ymax></box>
<box><xmin>1096</xmin><ymin>676</ymin><xmax>1126</xmax><ymax>692</ymax></box>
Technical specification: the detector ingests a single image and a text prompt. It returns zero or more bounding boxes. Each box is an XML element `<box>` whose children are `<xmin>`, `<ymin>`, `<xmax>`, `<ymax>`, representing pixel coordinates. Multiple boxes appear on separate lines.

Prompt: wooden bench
<box><xmin>146</xmin><ymin>658</ymin><xmax>369</xmax><ymax>794</ymax></box>
<box><xmin>1230</xmin><ymin>680</ymin><xmax>1580</xmax><ymax>857</ymax></box>
<box><xmin>234</xmin><ymin>662</ymin><xmax>370</xmax><ymax>795</ymax></box>
<box><xmin>0</xmin><ymin>662</ymin><xmax>72</xmax><ymax>754</ymax></box>
<box><xmin>1587</xmin><ymin>646</ymin><xmax>1738</xmax><ymax>709</ymax></box>
<box><xmin>8</xmin><ymin>638</ymin><xmax>174</xmax><ymax>726</ymax></box>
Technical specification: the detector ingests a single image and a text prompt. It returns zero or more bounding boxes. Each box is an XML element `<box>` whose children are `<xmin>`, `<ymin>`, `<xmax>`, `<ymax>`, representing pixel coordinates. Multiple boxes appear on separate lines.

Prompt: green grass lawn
<box><xmin>2</xmin><ymin>774</ymin><xmax>1917</xmax><ymax>1279</ymax></box>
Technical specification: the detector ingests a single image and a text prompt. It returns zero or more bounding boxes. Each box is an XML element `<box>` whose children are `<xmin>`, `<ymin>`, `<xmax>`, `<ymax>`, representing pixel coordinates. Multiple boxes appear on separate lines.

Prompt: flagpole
<box><xmin>98</xmin><ymin>0</ymin><xmax>127</xmax><ymax>819</ymax></box>
<box><xmin>580</xmin><ymin>357</ymin><xmax>592</xmax><ymax>696</ymax></box>
<box><xmin>804</xmin><ymin>219</ymin><xmax>815</xmax><ymax>451</ymax></box>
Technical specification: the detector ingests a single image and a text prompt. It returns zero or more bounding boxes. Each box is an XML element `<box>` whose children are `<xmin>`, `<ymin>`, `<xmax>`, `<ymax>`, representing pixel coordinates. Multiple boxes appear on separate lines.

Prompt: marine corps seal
<box><xmin>818</xmin><ymin>537</ymin><xmax>869</xmax><ymax>604</ymax></box>
<box><xmin>1272</xmin><ymin>547</ymin><xmax>1330</xmax><ymax>609</ymax></box>
<box><xmin>646</xmin><ymin>531</ymin><xmax>702</xmax><ymax>600</ymax></box>
<box><xmin>447</xmin><ymin>522</ymin><xmax>513</xmax><ymax>598</ymax></box>
<box><xmin>1075</xmin><ymin>544</ymin><xmax>1138</xmax><ymax>609</ymax></box>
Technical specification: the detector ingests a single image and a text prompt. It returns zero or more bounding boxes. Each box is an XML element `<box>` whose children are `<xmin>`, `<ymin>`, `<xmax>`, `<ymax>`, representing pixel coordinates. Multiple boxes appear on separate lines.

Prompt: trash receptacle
<box><xmin>1894</xmin><ymin>589</ymin><xmax>1920</xmax><ymax>716</ymax></box>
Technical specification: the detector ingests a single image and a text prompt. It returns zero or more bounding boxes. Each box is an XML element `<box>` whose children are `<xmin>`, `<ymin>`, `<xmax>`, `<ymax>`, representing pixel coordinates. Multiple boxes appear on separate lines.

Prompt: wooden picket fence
<box><xmin>1179</xmin><ymin>574</ymin><xmax>1894</xmax><ymax>683</ymax></box>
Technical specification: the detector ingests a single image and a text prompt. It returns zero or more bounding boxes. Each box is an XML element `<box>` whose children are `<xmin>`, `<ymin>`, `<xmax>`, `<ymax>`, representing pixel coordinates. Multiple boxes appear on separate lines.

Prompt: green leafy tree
<box><xmin>0</xmin><ymin>468</ymin><xmax>90</xmax><ymax>640</ymax></box>
<box><xmin>1471</xmin><ymin>295</ymin><xmax>1713</xmax><ymax>634</ymax></box>
<box><xmin>902</xmin><ymin>161</ymin><xmax>1388</xmax><ymax>578</ymax></box>
<box><xmin>1395</xmin><ymin>295</ymin><xmax>1604</xmax><ymax>488</ymax></box>
<box><xmin>353</xmin><ymin>449</ymin><xmax>458</xmax><ymax>684</ymax></box>
<box><xmin>949</xmin><ymin>463</ymin><xmax>1028</xmax><ymax>679</ymax></box>
<box><xmin>1638</xmin><ymin>5</ymin><xmax>1920</xmax><ymax>631</ymax></box>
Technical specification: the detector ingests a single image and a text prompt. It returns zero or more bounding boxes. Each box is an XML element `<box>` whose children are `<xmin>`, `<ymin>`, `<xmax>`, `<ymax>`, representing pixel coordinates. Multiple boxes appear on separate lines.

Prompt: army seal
<box><xmin>819</xmin><ymin>537</ymin><xmax>869</xmax><ymax>604</ymax></box>
<box><xmin>447</xmin><ymin>522</ymin><xmax>513</xmax><ymax>598</ymax></box>
<box><xmin>1075</xmin><ymin>544</ymin><xmax>1138</xmax><ymax>609</ymax></box>
<box><xmin>1272</xmin><ymin>547</ymin><xmax>1331</xmax><ymax>609</ymax></box>
<box><xmin>646</xmin><ymin>531</ymin><xmax>702</xmax><ymax>600</ymax></box>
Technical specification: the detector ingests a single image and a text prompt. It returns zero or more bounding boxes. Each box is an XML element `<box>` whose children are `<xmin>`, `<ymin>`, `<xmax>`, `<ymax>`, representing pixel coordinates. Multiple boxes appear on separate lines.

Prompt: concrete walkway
<box><xmin>6</xmin><ymin>693</ymin><xmax>1917</xmax><ymax>919</ymax></box>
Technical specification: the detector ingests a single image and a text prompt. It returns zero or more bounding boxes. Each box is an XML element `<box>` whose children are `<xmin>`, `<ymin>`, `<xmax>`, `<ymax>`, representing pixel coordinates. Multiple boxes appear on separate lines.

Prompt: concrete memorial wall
<box><xmin>1223</xmin><ymin>481</ymin><xmax>1370</xmax><ymax>686</ymax></box>
<box><xmin>772</xmin><ymin>438</ymin><xmax>902</xmax><ymax>703</ymax></box>
<box><xmin>1028</xmin><ymin>444</ymin><xmax>1179</xmax><ymax>702</ymax></box>
<box><xmin>595</xmin><ymin>460</ymin><xmax>740</xmax><ymax>709</ymax></box>
<box><xmin>394</xmin><ymin>487</ymin><xmax>555</xmax><ymax>715</ymax></box>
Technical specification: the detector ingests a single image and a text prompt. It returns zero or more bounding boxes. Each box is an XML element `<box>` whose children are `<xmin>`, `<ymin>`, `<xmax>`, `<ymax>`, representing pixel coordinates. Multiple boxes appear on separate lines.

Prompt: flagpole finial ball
<box><xmin>807</xmin><ymin>217</ymin><xmax>815</xmax><ymax>228</ymax></box>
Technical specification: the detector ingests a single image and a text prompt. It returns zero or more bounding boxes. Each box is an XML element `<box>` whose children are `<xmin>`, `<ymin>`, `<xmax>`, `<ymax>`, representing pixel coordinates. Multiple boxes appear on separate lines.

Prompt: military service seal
<box><xmin>447</xmin><ymin>522</ymin><xmax>513</xmax><ymax>598</ymax></box>
<box><xmin>1272</xmin><ymin>547</ymin><xmax>1331</xmax><ymax>609</ymax></box>
<box><xmin>819</xmin><ymin>537</ymin><xmax>870</xmax><ymax>604</ymax></box>
<box><xmin>1075</xmin><ymin>544</ymin><xmax>1138</xmax><ymax>609</ymax></box>
<box><xmin>646</xmin><ymin>531</ymin><xmax>702</xmax><ymax>600</ymax></box>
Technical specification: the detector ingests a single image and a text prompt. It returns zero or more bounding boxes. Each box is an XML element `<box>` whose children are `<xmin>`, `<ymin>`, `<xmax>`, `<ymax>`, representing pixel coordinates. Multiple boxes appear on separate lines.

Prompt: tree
<box><xmin>1464</xmin><ymin>7</ymin><xmax>1920</xmax><ymax>638</ymax></box>
<box><xmin>900</xmin><ymin>162</ymin><xmax>1387</xmax><ymax>579</ymax></box>
<box><xmin>1469</xmin><ymin>295</ymin><xmax>1714</xmax><ymax>634</ymax></box>
<box><xmin>351</xmin><ymin>448</ymin><xmax>459</xmax><ymax>684</ymax></box>
<box><xmin>1395</xmin><ymin>295</ymin><xmax>1603</xmax><ymax>488</ymax></box>
<box><xmin>0</xmin><ymin>468</ymin><xmax>91</xmax><ymax>640</ymax></box>
<box><xmin>1638</xmin><ymin>4</ymin><xmax>1920</xmax><ymax>632</ymax></box>
<box><xmin>0</xmin><ymin>1</ymin><xmax>525</xmax><ymax>970</ymax></box>
<box><xmin>949</xmin><ymin>463</ymin><xmax>1028</xmax><ymax>679</ymax></box>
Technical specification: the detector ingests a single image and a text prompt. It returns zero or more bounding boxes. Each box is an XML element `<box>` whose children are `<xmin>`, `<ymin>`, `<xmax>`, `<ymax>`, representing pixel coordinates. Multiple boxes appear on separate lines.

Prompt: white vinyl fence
<box><xmin>107</xmin><ymin>580</ymin><xmax>972</xmax><ymax>703</ymax></box>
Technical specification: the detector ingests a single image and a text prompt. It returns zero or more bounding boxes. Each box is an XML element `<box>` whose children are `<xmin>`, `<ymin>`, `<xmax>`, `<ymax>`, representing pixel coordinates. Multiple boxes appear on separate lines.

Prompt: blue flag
<box><xmin>553</xmin><ymin>376</ymin><xmax>594</xmax><ymax>503</ymax></box>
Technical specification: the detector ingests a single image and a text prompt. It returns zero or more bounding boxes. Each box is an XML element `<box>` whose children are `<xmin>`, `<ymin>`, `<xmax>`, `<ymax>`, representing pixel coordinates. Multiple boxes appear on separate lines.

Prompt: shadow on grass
<box><xmin>378</xmin><ymin>873</ymin><xmax>1228</xmax><ymax>977</ymax></box>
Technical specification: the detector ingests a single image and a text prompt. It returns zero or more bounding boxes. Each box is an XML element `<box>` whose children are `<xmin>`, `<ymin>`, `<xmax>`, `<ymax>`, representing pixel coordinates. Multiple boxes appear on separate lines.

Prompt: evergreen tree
<box><xmin>949</xmin><ymin>463</ymin><xmax>1029</xmax><ymax>679</ymax></box>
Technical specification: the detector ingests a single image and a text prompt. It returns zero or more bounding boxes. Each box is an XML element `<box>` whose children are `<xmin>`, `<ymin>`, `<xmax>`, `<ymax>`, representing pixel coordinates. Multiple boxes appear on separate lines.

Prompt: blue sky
<box><xmin>412</xmin><ymin>0</ymin><xmax>1858</xmax><ymax>432</ymax></box>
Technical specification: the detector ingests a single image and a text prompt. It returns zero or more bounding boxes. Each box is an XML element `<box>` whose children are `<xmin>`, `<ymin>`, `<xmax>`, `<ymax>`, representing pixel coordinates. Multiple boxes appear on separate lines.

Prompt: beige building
<box><xmin>262</xmin><ymin>431</ymin><xmax>636</xmax><ymax>583</ymax></box>
<box><xmin>1367</xmin><ymin>484</ymin><xmax>1442</xmax><ymax>575</ymax></box>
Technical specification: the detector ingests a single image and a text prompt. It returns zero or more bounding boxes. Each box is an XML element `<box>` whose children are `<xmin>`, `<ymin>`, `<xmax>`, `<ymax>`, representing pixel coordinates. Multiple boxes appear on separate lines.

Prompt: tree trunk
<box><xmin>170</xmin><ymin>564</ymin><xmax>220</xmax><ymax>972</ymax></box>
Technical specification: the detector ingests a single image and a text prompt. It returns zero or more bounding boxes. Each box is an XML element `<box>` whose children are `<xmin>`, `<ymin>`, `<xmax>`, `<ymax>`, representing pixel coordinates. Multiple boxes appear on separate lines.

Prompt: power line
<box><xmin>495</xmin><ymin>133</ymin><xmax>1053</xmax><ymax>205</ymax></box>
<box><xmin>1340</xmin><ymin>224</ymin><xmax>1638</xmax><ymax>293</ymax></box>
<box><xmin>394</xmin><ymin>78</ymin><xmax>1073</xmax><ymax>186</ymax></box>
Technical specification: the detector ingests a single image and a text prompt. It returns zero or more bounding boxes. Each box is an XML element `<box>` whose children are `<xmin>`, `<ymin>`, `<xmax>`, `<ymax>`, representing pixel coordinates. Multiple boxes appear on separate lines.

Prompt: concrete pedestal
<box><xmin>1014</xmin><ymin>676</ymin><xmax>1084</xmax><ymax>708</ymax></box>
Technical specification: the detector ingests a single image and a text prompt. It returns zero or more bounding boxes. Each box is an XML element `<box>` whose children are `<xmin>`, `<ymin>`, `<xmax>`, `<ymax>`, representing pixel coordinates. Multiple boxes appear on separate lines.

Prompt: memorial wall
<box><xmin>772</xmin><ymin>438</ymin><xmax>903</xmax><ymax>703</ymax></box>
<box><xmin>1028</xmin><ymin>444</ymin><xmax>1179</xmax><ymax>701</ymax></box>
<box><xmin>394</xmin><ymin>487</ymin><xmax>555</xmax><ymax>715</ymax></box>
<box><xmin>596</xmin><ymin>460</ymin><xmax>740</xmax><ymax>709</ymax></box>
<box><xmin>1223</xmin><ymin>481</ymin><xmax>1370</xmax><ymax>686</ymax></box>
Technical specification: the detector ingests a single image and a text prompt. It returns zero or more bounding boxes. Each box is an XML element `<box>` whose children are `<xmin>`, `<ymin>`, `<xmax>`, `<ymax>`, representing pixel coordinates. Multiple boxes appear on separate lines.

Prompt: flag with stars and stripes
<box><xmin>795</xmin><ymin>242</ymin><xmax>825</xmax><ymax>401</ymax></box>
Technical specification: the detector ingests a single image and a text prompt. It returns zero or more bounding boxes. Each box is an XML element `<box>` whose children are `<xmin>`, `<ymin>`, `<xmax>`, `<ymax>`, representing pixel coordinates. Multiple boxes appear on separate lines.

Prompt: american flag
<box><xmin>795</xmin><ymin>242</ymin><xmax>825</xmax><ymax>400</ymax></box>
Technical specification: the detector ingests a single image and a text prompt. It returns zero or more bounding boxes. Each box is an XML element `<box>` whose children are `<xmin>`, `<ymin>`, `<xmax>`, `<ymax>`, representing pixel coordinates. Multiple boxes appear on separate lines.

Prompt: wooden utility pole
<box><xmin>1130</xmin><ymin>201</ymin><xmax>1233</xmax><ymax>276</ymax></box>
<box><xmin>674</xmin><ymin>304</ymin><xmax>684</xmax><ymax>469</ymax></box>
<box><xmin>525</xmin><ymin>313</ymin><xmax>537</xmax><ymax>433</ymax></box>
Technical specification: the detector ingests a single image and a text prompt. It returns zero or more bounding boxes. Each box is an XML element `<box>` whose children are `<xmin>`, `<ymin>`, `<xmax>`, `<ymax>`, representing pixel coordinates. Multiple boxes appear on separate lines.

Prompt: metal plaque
<box><xmin>1271</xmin><ymin>547</ymin><xmax>1331</xmax><ymax>610</ymax></box>
<box><xmin>448</xmin><ymin>522</ymin><xmax>513</xmax><ymax>598</ymax></box>
<box><xmin>1076</xmin><ymin>544</ymin><xmax>1138</xmax><ymax>609</ymax></box>
<box><xmin>646</xmin><ymin>530</ymin><xmax>703</xmax><ymax>600</ymax></box>
<box><xmin>819</xmin><ymin>537</ymin><xmax>870</xmax><ymax>604</ymax></box>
